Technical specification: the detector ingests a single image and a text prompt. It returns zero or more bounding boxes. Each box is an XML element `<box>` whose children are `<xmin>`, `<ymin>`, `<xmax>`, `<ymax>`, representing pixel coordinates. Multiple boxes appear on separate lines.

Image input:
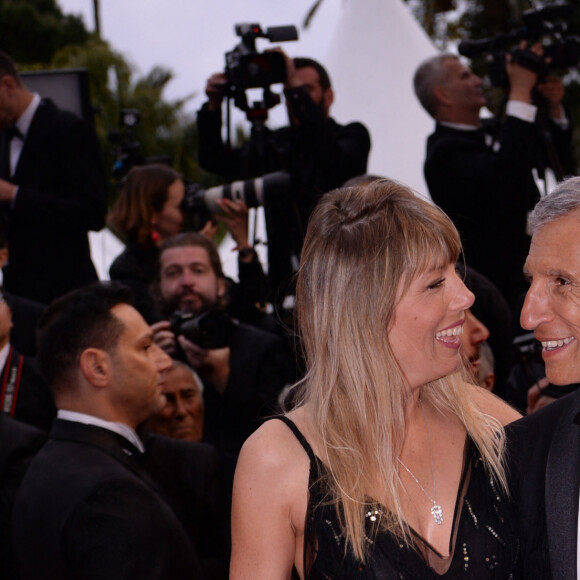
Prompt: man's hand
<box><xmin>267</xmin><ymin>47</ymin><xmax>297</xmax><ymax>88</ymax></box>
<box><xmin>0</xmin><ymin>178</ymin><xmax>17</xmax><ymax>202</ymax></box>
<box><xmin>214</xmin><ymin>199</ymin><xmax>251</xmax><ymax>253</ymax></box>
<box><xmin>536</xmin><ymin>74</ymin><xmax>565</xmax><ymax>119</ymax></box>
<box><xmin>177</xmin><ymin>335</ymin><xmax>210</xmax><ymax>369</ymax></box>
<box><xmin>205</xmin><ymin>72</ymin><xmax>228</xmax><ymax>111</ymax></box>
<box><xmin>151</xmin><ymin>321</ymin><xmax>177</xmax><ymax>356</ymax></box>
<box><xmin>507</xmin><ymin>41</ymin><xmax>543</xmax><ymax>103</ymax></box>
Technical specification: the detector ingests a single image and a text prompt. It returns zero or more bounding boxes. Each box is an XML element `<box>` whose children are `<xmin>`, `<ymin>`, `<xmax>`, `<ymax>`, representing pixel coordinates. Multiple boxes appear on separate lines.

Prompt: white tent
<box><xmin>323</xmin><ymin>0</ymin><xmax>438</xmax><ymax>198</ymax></box>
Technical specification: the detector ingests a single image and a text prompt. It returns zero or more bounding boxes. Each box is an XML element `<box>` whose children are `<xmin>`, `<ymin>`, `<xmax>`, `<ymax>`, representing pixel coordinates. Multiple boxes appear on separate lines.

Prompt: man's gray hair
<box><xmin>170</xmin><ymin>359</ymin><xmax>204</xmax><ymax>394</ymax></box>
<box><xmin>413</xmin><ymin>53</ymin><xmax>458</xmax><ymax>118</ymax></box>
<box><xmin>529</xmin><ymin>176</ymin><xmax>580</xmax><ymax>235</ymax></box>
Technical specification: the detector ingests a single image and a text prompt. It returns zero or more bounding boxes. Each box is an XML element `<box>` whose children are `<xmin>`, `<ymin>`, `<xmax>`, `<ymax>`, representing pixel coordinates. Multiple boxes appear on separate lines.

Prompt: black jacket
<box><xmin>12</xmin><ymin>420</ymin><xmax>202</xmax><ymax>579</ymax></box>
<box><xmin>425</xmin><ymin>117</ymin><xmax>539</xmax><ymax>305</ymax></box>
<box><xmin>506</xmin><ymin>390</ymin><xmax>580</xmax><ymax>579</ymax></box>
<box><xmin>0</xmin><ymin>98</ymin><xmax>107</xmax><ymax>304</ymax></box>
<box><xmin>197</xmin><ymin>88</ymin><xmax>370</xmax><ymax>297</ymax></box>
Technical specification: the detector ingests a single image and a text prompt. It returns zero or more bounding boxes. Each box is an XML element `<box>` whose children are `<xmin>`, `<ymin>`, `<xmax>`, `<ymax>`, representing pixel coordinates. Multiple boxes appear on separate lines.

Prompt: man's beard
<box><xmin>161</xmin><ymin>290</ymin><xmax>215</xmax><ymax>318</ymax></box>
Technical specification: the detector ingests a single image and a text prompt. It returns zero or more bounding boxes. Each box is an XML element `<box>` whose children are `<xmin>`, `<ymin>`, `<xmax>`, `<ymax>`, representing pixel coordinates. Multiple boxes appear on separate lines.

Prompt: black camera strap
<box><xmin>0</xmin><ymin>346</ymin><xmax>24</xmax><ymax>416</ymax></box>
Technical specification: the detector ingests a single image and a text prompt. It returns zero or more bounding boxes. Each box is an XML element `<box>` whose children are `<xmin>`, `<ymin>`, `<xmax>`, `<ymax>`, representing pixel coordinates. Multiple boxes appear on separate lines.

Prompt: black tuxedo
<box><xmin>4</xmin><ymin>290</ymin><xmax>45</xmax><ymax>356</ymax></box>
<box><xmin>0</xmin><ymin>414</ymin><xmax>46</xmax><ymax>580</ymax></box>
<box><xmin>143</xmin><ymin>434</ymin><xmax>230</xmax><ymax>579</ymax></box>
<box><xmin>12</xmin><ymin>419</ymin><xmax>202</xmax><ymax>579</ymax></box>
<box><xmin>197</xmin><ymin>88</ymin><xmax>370</xmax><ymax>300</ymax></box>
<box><xmin>0</xmin><ymin>98</ymin><xmax>107</xmax><ymax>305</ymax></box>
<box><xmin>425</xmin><ymin>118</ymin><xmax>539</xmax><ymax>305</ymax></box>
<box><xmin>0</xmin><ymin>345</ymin><xmax>56</xmax><ymax>432</ymax></box>
<box><xmin>202</xmin><ymin>322</ymin><xmax>291</xmax><ymax>456</ymax></box>
<box><xmin>507</xmin><ymin>390</ymin><xmax>580</xmax><ymax>579</ymax></box>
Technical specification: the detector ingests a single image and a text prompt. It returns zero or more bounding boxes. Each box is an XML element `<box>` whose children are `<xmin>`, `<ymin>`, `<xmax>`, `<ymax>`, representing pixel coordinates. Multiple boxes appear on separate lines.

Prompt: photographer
<box><xmin>150</xmin><ymin>232</ymin><xmax>291</xmax><ymax>457</ymax></box>
<box><xmin>197</xmin><ymin>52</ymin><xmax>371</xmax><ymax>302</ymax></box>
<box><xmin>414</xmin><ymin>44</ymin><xmax>572</xmax><ymax>307</ymax></box>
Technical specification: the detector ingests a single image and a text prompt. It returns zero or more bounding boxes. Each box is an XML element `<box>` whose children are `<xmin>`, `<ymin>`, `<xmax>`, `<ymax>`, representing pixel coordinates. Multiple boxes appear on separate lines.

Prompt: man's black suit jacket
<box><xmin>507</xmin><ymin>390</ymin><xmax>580</xmax><ymax>579</ymax></box>
<box><xmin>202</xmin><ymin>322</ymin><xmax>291</xmax><ymax>456</ymax></box>
<box><xmin>12</xmin><ymin>419</ymin><xmax>202</xmax><ymax>579</ymax></box>
<box><xmin>4</xmin><ymin>290</ymin><xmax>45</xmax><ymax>356</ymax></box>
<box><xmin>425</xmin><ymin>117</ymin><xmax>538</xmax><ymax>304</ymax></box>
<box><xmin>0</xmin><ymin>346</ymin><xmax>57</xmax><ymax>432</ymax></box>
<box><xmin>0</xmin><ymin>414</ymin><xmax>46</xmax><ymax>580</ymax></box>
<box><xmin>143</xmin><ymin>434</ymin><xmax>230</xmax><ymax>579</ymax></box>
<box><xmin>0</xmin><ymin>98</ymin><xmax>107</xmax><ymax>304</ymax></box>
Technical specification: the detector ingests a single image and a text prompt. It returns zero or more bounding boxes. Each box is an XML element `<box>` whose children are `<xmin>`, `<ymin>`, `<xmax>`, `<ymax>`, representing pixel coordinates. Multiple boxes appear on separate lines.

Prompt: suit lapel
<box><xmin>546</xmin><ymin>391</ymin><xmax>580</xmax><ymax>579</ymax></box>
<box><xmin>50</xmin><ymin>419</ymin><xmax>164</xmax><ymax>495</ymax></box>
<box><xmin>0</xmin><ymin>129</ymin><xmax>10</xmax><ymax>180</ymax></box>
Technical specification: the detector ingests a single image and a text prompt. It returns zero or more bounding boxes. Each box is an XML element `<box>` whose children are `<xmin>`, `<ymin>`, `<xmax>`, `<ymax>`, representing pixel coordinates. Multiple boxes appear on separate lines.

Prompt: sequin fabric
<box><xmin>278</xmin><ymin>417</ymin><xmax>520</xmax><ymax>579</ymax></box>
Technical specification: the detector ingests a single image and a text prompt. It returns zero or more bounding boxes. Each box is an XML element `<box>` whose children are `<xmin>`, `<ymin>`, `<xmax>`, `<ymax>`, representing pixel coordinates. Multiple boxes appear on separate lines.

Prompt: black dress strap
<box><xmin>271</xmin><ymin>415</ymin><xmax>317</xmax><ymax>464</ymax></box>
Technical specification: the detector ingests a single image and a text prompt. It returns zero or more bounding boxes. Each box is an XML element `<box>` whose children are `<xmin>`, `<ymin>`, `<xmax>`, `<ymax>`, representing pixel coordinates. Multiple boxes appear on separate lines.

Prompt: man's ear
<box><xmin>79</xmin><ymin>348</ymin><xmax>110</xmax><ymax>388</ymax></box>
<box><xmin>434</xmin><ymin>85</ymin><xmax>451</xmax><ymax>107</ymax></box>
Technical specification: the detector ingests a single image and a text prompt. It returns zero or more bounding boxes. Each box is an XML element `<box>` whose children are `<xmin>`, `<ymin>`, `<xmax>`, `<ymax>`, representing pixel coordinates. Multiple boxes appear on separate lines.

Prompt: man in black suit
<box><xmin>198</xmin><ymin>55</ymin><xmax>370</xmax><ymax>303</ymax></box>
<box><xmin>507</xmin><ymin>176</ymin><xmax>580</xmax><ymax>578</ymax></box>
<box><xmin>151</xmin><ymin>232</ymin><xmax>291</xmax><ymax>457</ymax></box>
<box><xmin>0</xmin><ymin>287</ymin><xmax>55</xmax><ymax>431</ymax></box>
<box><xmin>0</xmin><ymin>414</ymin><xmax>46</xmax><ymax>580</ymax></box>
<box><xmin>0</xmin><ymin>50</ymin><xmax>107</xmax><ymax>305</ymax></box>
<box><xmin>11</xmin><ymin>282</ymin><xmax>202</xmax><ymax>579</ymax></box>
<box><xmin>413</xmin><ymin>51</ymin><xmax>571</xmax><ymax>306</ymax></box>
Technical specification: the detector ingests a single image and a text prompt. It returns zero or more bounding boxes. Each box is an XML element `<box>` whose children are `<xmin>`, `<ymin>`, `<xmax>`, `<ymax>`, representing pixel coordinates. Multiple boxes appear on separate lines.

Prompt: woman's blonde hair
<box><xmin>294</xmin><ymin>179</ymin><xmax>507</xmax><ymax>561</ymax></box>
<box><xmin>108</xmin><ymin>164</ymin><xmax>180</xmax><ymax>248</ymax></box>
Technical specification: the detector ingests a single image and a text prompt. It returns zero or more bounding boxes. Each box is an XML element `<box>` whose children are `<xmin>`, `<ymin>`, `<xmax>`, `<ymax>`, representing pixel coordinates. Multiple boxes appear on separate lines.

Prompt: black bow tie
<box><xmin>5</xmin><ymin>124</ymin><xmax>23</xmax><ymax>141</ymax></box>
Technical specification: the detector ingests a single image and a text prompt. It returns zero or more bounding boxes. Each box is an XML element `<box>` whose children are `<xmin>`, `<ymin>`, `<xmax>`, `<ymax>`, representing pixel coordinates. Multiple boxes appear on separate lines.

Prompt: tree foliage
<box><xmin>0</xmin><ymin>0</ymin><xmax>222</xmax><ymax>204</ymax></box>
<box><xmin>0</xmin><ymin>0</ymin><xmax>88</xmax><ymax>65</ymax></box>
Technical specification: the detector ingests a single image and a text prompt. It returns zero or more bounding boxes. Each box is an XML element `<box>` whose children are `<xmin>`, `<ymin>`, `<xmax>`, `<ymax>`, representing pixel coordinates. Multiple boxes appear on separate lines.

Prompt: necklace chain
<box><xmin>397</xmin><ymin>399</ymin><xmax>444</xmax><ymax>526</ymax></box>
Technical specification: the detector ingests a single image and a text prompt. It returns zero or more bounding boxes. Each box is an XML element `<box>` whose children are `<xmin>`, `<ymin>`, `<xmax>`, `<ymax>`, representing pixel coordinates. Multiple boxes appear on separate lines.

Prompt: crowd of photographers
<box><xmin>1</xmin><ymin>10</ymin><xmax>580</xmax><ymax>575</ymax></box>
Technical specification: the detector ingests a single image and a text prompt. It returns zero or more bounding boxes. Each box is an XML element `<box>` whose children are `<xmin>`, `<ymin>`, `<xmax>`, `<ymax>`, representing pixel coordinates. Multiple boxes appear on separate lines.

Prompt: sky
<box><xmin>56</xmin><ymin>0</ymin><xmax>341</xmax><ymax>123</ymax></box>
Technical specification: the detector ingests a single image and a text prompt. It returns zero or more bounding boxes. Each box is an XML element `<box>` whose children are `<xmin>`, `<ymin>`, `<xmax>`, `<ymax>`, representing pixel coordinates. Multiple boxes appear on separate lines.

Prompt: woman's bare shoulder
<box><xmin>466</xmin><ymin>383</ymin><xmax>522</xmax><ymax>425</ymax></box>
<box><xmin>237</xmin><ymin>410</ymin><xmax>311</xmax><ymax>480</ymax></box>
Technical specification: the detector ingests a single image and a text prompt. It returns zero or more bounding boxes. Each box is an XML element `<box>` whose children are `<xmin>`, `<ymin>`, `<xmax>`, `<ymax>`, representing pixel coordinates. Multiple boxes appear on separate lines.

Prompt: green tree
<box><xmin>0</xmin><ymin>0</ymin><xmax>88</xmax><ymax>65</ymax></box>
<box><xmin>51</xmin><ymin>37</ymin><xmax>208</xmax><ymax>200</ymax></box>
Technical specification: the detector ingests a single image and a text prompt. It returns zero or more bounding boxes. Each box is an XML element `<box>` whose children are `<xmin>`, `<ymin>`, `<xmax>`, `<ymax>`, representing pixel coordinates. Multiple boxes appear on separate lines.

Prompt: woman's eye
<box><xmin>427</xmin><ymin>278</ymin><xmax>445</xmax><ymax>290</ymax></box>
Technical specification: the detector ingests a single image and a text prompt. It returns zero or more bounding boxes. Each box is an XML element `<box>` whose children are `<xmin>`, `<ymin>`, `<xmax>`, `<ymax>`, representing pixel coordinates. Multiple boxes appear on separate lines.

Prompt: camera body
<box><xmin>170</xmin><ymin>309</ymin><xmax>235</xmax><ymax>350</ymax></box>
<box><xmin>226</xmin><ymin>23</ymin><xmax>298</xmax><ymax>90</ymax></box>
<box><xmin>224</xmin><ymin>23</ymin><xmax>298</xmax><ymax>113</ymax></box>
<box><xmin>458</xmin><ymin>3</ymin><xmax>580</xmax><ymax>88</ymax></box>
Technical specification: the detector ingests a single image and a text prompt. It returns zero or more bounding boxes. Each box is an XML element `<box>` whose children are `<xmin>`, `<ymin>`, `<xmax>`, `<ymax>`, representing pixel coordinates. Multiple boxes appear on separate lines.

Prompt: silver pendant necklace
<box><xmin>397</xmin><ymin>399</ymin><xmax>443</xmax><ymax>526</ymax></box>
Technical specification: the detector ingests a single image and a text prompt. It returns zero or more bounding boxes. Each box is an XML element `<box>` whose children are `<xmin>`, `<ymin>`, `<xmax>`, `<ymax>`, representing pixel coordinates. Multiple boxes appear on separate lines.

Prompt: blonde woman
<box><xmin>231</xmin><ymin>180</ymin><xmax>520</xmax><ymax>578</ymax></box>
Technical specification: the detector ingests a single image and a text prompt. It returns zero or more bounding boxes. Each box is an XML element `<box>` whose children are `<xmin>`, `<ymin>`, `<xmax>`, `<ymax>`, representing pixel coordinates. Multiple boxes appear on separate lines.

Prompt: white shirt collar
<box><xmin>439</xmin><ymin>121</ymin><xmax>479</xmax><ymax>131</ymax></box>
<box><xmin>57</xmin><ymin>409</ymin><xmax>145</xmax><ymax>452</ymax></box>
<box><xmin>15</xmin><ymin>92</ymin><xmax>41</xmax><ymax>138</ymax></box>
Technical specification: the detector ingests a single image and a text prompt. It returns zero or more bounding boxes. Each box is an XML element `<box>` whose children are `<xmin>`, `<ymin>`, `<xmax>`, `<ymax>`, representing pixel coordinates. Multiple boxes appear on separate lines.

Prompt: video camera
<box><xmin>224</xmin><ymin>23</ymin><xmax>298</xmax><ymax>115</ymax></box>
<box><xmin>458</xmin><ymin>3</ymin><xmax>580</xmax><ymax>88</ymax></box>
